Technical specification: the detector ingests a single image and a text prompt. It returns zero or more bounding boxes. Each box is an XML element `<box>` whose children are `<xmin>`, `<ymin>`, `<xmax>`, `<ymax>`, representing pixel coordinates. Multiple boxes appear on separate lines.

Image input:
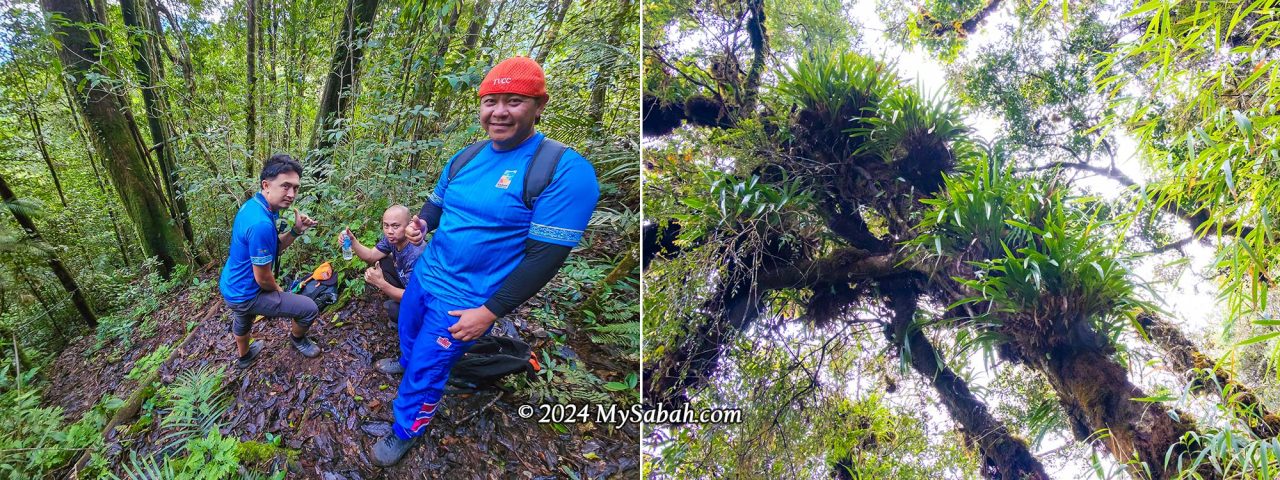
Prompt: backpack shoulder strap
<box><xmin>448</xmin><ymin>140</ymin><xmax>492</xmax><ymax>182</ymax></box>
<box><xmin>522</xmin><ymin>138</ymin><xmax>570</xmax><ymax>210</ymax></box>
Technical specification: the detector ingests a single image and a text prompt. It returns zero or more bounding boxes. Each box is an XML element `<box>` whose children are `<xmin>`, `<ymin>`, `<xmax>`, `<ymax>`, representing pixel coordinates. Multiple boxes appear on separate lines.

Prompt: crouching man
<box><xmin>219</xmin><ymin>154</ymin><xmax>323</xmax><ymax>368</ymax></box>
<box><xmin>337</xmin><ymin>205</ymin><xmax>425</xmax><ymax>351</ymax></box>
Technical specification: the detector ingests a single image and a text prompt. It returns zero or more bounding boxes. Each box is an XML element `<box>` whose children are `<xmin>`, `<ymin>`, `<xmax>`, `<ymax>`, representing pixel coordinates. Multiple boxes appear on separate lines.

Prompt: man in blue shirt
<box><xmin>219</xmin><ymin>154</ymin><xmax>322</xmax><ymax>368</ymax></box>
<box><xmin>337</xmin><ymin>205</ymin><xmax>424</xmax><ymax>330</ymax></box>
<box><xmin>370</xmin><ymin>57</ymin><xmax>600</xmax><ymax>466</ymax></box>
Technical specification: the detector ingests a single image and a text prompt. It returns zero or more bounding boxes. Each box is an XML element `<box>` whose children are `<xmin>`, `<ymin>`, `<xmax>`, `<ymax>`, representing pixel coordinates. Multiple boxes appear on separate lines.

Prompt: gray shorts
<box><xmin>225</xmin><ymin>290</ymin><xmax>319</xmax><ymax>336</ymax></box>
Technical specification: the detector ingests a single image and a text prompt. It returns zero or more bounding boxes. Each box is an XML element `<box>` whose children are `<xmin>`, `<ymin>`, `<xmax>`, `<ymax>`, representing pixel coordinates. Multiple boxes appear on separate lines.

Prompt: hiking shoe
<box><xmin>291</xmin><ymin>336</ymin><xmax>321</xmax><ymax>358</ymax></box>
<box><xmin>236</xmin><ymin>341</ymin><xmax>264</xmax><ymax>369</ymax></box>
<box><xmin>371</xmin><ymin>432</ymin><xmax>416</xmax><ymax>467</ymax></box>
<box><xmin>375</xmin><ymin>358</ymin><xmax>404</xmax><ymax>375</ymax></box>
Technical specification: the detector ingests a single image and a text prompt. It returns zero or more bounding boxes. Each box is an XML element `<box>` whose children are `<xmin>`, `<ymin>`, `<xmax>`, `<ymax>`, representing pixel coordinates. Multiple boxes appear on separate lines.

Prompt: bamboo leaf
<box><xmin>1236</xmin><ymin>331</ymin><xmax>1280</xmax><ymax>347</ymax></box>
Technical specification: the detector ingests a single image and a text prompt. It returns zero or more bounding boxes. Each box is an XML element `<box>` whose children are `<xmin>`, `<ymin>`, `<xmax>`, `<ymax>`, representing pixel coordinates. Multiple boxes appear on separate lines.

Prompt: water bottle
<box><xmin>341</xmin><ymin>231</ymin><xmax>353</xmax><ymax>260</ymax></box>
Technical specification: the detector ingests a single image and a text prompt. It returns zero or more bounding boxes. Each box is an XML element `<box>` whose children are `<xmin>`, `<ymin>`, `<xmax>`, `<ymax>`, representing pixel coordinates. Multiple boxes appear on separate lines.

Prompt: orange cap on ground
<box><xmin>477</xmin><ymin>56</ymin><xmax>548</xmax><ymax>99</ymax></box>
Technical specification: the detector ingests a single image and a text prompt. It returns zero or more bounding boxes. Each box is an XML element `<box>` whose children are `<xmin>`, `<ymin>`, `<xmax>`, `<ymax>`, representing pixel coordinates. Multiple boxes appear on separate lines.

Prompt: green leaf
<box><xmin>1232</xmin><ymin>110</ymin><xmax>1253</xmax><ymax>137</ymax></box>
<box><xmin>1121</xmin><ymin>0</ymin><xmax>1166</xmax><ymax>19</ymax></box>
<box><xmin>1236</xmin><ymin>331</ymin><xmax>1280</xmax><ymax>347</ymax></box>
<box><xmin>1131</xmin><ymin>392</ymin><xmax>1176</xmax><ymax>403</ymax></box>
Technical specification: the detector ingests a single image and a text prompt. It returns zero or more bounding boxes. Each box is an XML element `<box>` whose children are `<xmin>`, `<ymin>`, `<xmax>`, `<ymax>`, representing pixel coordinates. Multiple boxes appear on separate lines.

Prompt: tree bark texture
<box><xmin>120</xmin><ymin>0</ymin><xmax>198</xmax><ymax>253</ymax></box>
<box><xmin>41</xmin><ymin>0</ymin><xmax>191</xmax><ymax>278</ymax></box>
<box><xmin>882</xmin><ymin>278</ymin><xmax>1047</xmax><ymax>480</ymax></box>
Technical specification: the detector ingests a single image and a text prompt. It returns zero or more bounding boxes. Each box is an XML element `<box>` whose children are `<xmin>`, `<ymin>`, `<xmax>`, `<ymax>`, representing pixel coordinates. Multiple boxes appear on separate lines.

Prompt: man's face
<box><xmin>480</xmin><ymin>93</ymin><xmax>545</xmax><ymax>148</ymax></box>
<box><xmin>261</xmin><ymin>171</ymin><xmax>300</xmax><ymax>212</ymax></box>
<box><xmin>382</xmin><ymin>209</ymin><xmax>410</xmax><ymax>244</ymax></box>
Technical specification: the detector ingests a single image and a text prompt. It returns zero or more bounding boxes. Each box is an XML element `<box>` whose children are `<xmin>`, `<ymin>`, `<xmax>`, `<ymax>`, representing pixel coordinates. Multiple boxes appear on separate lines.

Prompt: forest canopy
<box><xmin>641</xmin><ymin>0</ymin><xmax>1280</xmax><ymax>478</ymax></box>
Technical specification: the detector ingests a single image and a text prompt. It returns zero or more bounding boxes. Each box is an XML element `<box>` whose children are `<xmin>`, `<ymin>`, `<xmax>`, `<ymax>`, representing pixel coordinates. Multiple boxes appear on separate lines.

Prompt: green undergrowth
<box><xmin>0</xmin><ymin>370</ymin><xmax>122</xmax><ymax>478</ymax></box>
<box><xmin>0</xmin><ymin>357</ymin><xmax>293</xmax><ymax>478</ymax></box>
<box><xmin>505</xmin><ymin>253</ymin><xmax>641</xmax><ymax>410</ymax></box>
<box><xmin>91</xmin><ymin>260</ymin><xmax>205</xmax><ymax>356</ymax></box>
<box><xmin>111</xmin><ymin>365</ymin><xmax>293</xmax><ymax>479</ymax></box>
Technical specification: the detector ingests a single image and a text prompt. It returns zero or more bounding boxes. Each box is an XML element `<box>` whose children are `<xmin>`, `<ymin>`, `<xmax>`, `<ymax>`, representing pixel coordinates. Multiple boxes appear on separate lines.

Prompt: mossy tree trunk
<box><xmin>120</xmin><ymin>0</ymin><xmax>200</xmax><ymax>261</ymax></box>
<box><xmin>41</xmin><ymin>0</ymin><xmax>191</xmax><ymax>278</ymax></box>
<box><xmin>246</xmin><ymin>0</ymin><xmax>259</xmax><ymax>175</ymax></box>
<box><xmin>587</xmin><ymin>0</ymin><xmax>631</xmax><ymax>126</ymax></box>
<box><xmin>883</xmin><ymin>278</ymin><xmax>1047</xmax><ymax>480</ymax></box>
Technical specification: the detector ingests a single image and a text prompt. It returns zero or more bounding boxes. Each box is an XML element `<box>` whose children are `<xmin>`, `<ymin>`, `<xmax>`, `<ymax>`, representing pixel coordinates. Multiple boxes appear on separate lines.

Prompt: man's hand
<box><xmin>363</xmin><ymin>263</ymin><xmax>386</xmax><ymax>288</ymax></box>
<box><xmin>294</xmin><ymin>209</ymin><xmax>318</xmax><ymax>233</ymax></box>
<box><xmin>406</xmin><ymin>215</ymin><xmax>425</xmax><ymax>245</ymax></box>
<box><xmin>338</xmin><ymin>227</ymin><xmax>353</xmax><ymax>246</ymax></box>
<box><xmin>446</xmin><ymin>306</ymin><xmax>497</xmax><ymax>342</ymax></box>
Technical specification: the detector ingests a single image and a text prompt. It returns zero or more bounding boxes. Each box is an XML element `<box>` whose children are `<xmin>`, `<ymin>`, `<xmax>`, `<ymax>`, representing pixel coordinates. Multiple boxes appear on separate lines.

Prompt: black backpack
<box><xmin>290</xmin><ymin>262</ymin><xmax>340</xmax><ymax>311</ymax></box>
<box><xmin>446</xmin><ymin>336</ymin><xmax>540</xmax><ymax>393</ymax></box>
<box><xmin>448</xmin><ymin>137</ymin><xmax>570</xmax><ymax>209</ymax></box>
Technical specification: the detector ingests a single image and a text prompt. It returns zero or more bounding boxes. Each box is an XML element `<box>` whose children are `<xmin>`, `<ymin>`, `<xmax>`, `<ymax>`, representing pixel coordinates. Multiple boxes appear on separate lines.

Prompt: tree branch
<box><xmin>882</xmin><ymin>277</ymin><xmax>1048</xmax><ymax>480</ymax></box>
<box><xmin>1138</xmin><ymin>312</ymin><xmax>1280</xmax><ymax>439</ymax></box>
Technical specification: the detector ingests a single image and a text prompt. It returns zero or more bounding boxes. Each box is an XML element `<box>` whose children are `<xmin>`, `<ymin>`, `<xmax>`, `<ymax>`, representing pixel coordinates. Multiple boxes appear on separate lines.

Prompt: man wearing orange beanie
<box><xmin>371</xmin><ymin>56</ymin><xmax>600</xmax><ymax>466</ymax></box>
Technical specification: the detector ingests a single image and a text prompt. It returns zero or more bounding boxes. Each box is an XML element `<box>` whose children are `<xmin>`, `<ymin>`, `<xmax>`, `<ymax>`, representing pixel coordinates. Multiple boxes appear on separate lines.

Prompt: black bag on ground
<box><xmin>292</xmin><ymin>262</ymin><xmax>340</xmax><ymax>311</ymax></box>
<box><xmin>447</xmin><ymin>336</ymin><xmax>538</xmax><ymax>393</ymax></box>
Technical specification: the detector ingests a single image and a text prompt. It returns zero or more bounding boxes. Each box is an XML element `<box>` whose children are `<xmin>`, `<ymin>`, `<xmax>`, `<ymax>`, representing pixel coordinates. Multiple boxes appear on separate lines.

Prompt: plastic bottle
<box><xmin>341</xmin><ymin>230</ymin><xmax>353</xmax><ymax>260</ymax></box>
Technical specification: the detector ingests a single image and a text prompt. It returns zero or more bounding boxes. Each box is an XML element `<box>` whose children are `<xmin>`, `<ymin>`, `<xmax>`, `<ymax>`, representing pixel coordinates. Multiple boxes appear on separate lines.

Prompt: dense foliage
<box><xmin>643</xmin><ymin>0</ymin><xmax>1280</xmax><ymax>478</ymax></box>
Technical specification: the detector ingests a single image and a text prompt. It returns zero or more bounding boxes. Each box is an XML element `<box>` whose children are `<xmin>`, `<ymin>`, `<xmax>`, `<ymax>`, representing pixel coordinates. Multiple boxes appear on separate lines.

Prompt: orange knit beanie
<box><xmin>477</xmin><ymin>56</ymin><xmax>548</xmax><ymax>100</ymax></box>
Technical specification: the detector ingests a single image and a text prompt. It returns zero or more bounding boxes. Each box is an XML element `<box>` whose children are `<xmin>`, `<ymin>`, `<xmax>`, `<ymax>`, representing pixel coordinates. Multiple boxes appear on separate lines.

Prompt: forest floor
<box><xmin>41</xmin><ymin>270</ymin><xmax>639</xmax><ymax>479</ymax></box>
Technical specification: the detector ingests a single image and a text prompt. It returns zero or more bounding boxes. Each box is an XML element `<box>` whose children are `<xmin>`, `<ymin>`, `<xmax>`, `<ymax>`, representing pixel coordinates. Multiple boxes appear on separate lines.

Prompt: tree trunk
<box><xmin>587</xmin><ymin>0</ymin><xmax>631</xmax><ymax>126</ymax></box>
<box><xmin>247</xmin><ymin>0</ymin><xmax>258</xmax><ymax>174</ymax></box>
<box><xmin>3</xmin><ymin>328</ymin><xmax>33</xmax><ymax>389</ymax></box>
<box><xmin>61</xmin><ymin>78</ymin><xmax>132</xmax><ymax>267</ymax></box>
<box><xmin>267</xmin><ymin>0</ymin><xmax>279</xmax><ymax>148</ymax></box>
<box><xmin>307</xmin><ymin>0</ymin><xmax>381</xmax><ymax>179</ymax></box>
<box><xmin>41</xmin><ymin>0</ymin><xmax>191</xmax><ymax>278</ymax></box>
<box><xmin>644</xmin><ymin>252</ymin><xmax>763</xmax><ymax>409</ymax></box>
<box><xmin>26</xmin><ymin>110</ymin><xmax>68</xmax><ymax>209</ymax></box>
<box><xmin>405</xmin><ymin>2</ymin><xmax>462</xmax><ymax>170</ymax></box>
<box><xmin>533</xmin><ymin>0</ymin><xmax>571</xmax><ymax>64</ymax></box>
<box><xmin>393</xmin><ymin>1</ymin><xmax>428</xmax><ymax>132</ymax></box>
<box><xmin>0</xmin><ymin>172</ymin><xmax>97</xmax><ymax>327</ymax></box>
<box><xmin>1024</xmin><ymin>338</ymin><xmax>1204</xmax><ymax>479</ymax></box>
<box><xmin>150</xmin><ymin>0</ymin><xmax>237</xmax><ymax>202</ymax></box>
<box><xmin>933</xmin><ymin>270</ymin><xmax>1216</xmax><ymax>479</ymax></box>
<box><xmin>883</xmin><ymin>278</ymin><xmax>1047</xmax><ymax>480</ymax></box>
<box><xmin>645</xmin><ymin>245</ymin><xmax>907</xmax><ymax>407</ymax></box>
<box><xmin>427</xmin><ymin>0</ymin><xmax>490</xmax><ymax>127</ymax></box>
<box><xmin>7</xmin><ymin>51</ymin><xmax>69</xmax><ymax>208</ymax></box>
<box><xmin>479</xmin><ymin>0</ymin><xmax>506</xmax><ymax>49</ymax></box>
<box><xmin>120</xmin><ymin>0</ymin><xmax>199</xmax><ymax>258</ymax></box>
<box><xmin>740</xmin><ymin>0</ymin><xmax>767</xmax><ymax>114</ymax></box>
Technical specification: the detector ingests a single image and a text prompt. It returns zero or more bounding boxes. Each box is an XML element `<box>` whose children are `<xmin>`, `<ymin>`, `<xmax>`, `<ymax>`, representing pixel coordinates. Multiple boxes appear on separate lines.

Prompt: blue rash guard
<box><xmin>414</xmin><ymin>131</ymin><xmax>600</xmax><ymax>308</ymax></box>
<box><xmin>220</xmin><ymin>193</ymin><xmax>279</xmax><ymax>304</ymax></box>
<box><xmin>391</xmin><ymin>132</ymin><xmax>600</xmax><ymax>439</ymax></box>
